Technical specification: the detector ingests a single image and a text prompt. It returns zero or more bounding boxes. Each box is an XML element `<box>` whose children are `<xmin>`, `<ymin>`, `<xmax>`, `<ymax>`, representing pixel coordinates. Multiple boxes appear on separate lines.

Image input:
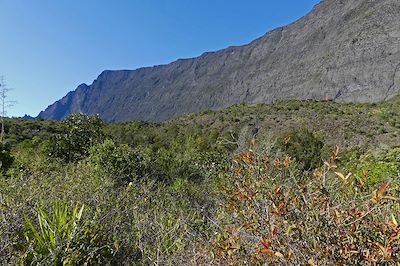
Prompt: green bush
<box><xmin>275</xmin><ymin>128</ymin><xmax>324</xmax><ymax>171</ymax></box>
<box><xmin>146</xmin><ymin>135</ymin><xmax>229</xmax><ymax>183</ymax></box>
<box><xmin>47</xmin><ymin>114</ymin><xmax>105</xmax><ymax>163</ymax></box>
<box><xmin>89</xmin><ymin>139</ymin><xmax>143</xmax><ymax>185</ymax></box>
<box><xmin>343</xmin><ymin>148</ymin><xmax>400</xmax><ymax>188</ymax></box>
<box><xmin>0</xmin><ymin>142</ymin><xmax>14</xmax><ymax>175</ymax></box>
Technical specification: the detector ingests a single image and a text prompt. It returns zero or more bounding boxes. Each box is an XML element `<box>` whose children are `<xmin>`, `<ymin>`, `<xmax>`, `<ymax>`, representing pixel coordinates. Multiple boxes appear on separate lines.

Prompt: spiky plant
<box><xmin>22</xmin><ymin>201</ymin><xmax>84</xmax><ymax>265</ymax></box>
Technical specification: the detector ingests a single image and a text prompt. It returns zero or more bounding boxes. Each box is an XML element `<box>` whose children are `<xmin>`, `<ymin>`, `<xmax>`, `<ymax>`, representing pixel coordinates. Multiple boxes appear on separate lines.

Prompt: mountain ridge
<box><xmin>39</xmin><ymin>0</ymin><xmax>400</xmax><ymax>122</ymax></box>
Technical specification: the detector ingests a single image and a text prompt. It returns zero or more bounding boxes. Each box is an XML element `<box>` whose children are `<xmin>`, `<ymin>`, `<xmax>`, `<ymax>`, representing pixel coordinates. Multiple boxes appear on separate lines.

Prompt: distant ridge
<box><xmin>39</xmin><ymin>0</ymin><xmax>400</xmax><ymax>122</ymax></box>
<box><xmin>21</xmin><ymin>114</ymin><xmax>35</xmax><ymax>120</ymax></box>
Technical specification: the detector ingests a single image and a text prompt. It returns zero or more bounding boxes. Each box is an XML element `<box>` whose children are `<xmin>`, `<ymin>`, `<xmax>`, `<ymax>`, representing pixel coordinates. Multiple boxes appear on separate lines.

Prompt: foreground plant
<box><xmin>21</xmin><ymin>201</ymin><xmax>103</xmax><ymax>265</ymax></box>
<box><xmin>214</xmin><ymin>147</ymin><xmax>400</xmax><ymax>265</ymax></box>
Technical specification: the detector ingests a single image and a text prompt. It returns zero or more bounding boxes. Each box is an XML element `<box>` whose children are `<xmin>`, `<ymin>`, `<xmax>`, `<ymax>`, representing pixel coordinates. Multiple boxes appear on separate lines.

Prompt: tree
<box><xmin>0</xmin><ymin>77</ymin><xmax>16</xmax><ymax>175</ymax></box>
<box><xmin>48</xmin><ymin>113</ymin><xmax>105</xmax><ymax>162</ymax></box>
<box><xmin>0</xmin><ymin>76</ymin><xmax>16</xmax><ymax>144</ymax></box>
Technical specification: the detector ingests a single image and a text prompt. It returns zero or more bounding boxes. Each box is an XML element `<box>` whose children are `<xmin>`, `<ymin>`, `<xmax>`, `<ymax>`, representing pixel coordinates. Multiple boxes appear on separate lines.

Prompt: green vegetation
<box><xmin>0</xmin><ymin>142</ymin><xmax>14</xmax><ymax>174</ymax></box>
<box><xmin>1</xmin><ymin>96</ymin><xmax>400</xmax><ymax>264</ymax></box>
<box><xmin>274</xmin><ymin>128</ymin><xmax>325</xmax><ymax>170</ymax></box>
<box><xmin>47</xmin><ymin>113</ymin><xmax>105</xmax><ymax>163</ymax></box>
<box><xmin>22</xmin><ymin>201</ymin><xmax>87</xmax><ymax>265</ymax></box>
<box><xmin>89</xmin><ymin>139</ymin><xmax>143</xmax><ymax>186</ymax></box>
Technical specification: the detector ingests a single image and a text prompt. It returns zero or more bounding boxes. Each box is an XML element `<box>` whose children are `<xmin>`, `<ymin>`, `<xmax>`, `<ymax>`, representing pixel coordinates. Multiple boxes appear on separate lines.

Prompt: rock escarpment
<box><xmin>39</xmin><ymin>0</ymin><xmax>400</xmax><ymax>122</ymax></box>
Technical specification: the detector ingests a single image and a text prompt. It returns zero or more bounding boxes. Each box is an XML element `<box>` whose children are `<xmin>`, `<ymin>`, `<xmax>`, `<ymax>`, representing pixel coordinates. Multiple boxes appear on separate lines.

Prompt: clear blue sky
<box><xmin>0</xmin><ymin>0</ymin><xmax>320</xmax><ymax>117</ymax></box>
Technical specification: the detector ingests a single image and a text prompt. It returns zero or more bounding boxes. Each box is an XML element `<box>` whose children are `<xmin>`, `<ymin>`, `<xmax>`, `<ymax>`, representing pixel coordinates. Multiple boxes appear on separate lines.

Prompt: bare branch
<box><xmin>0</xmin><ymin>77</ymin><xmax>17</xmax><ymax>143</ymax></box>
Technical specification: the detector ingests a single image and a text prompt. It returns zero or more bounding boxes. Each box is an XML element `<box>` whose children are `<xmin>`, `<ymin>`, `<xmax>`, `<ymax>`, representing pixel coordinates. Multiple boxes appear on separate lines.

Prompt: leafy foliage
<box><xmin>21</xmin><ymin>201</ymin><xmax>111</xmax><ymax>265</ymax></box>
<box><xmin>89</xmin><ymin>139</ymin><xmax>143</xmax><ymax>185</ymax></box>
<box><xmin>47</xmin><ymin>114</ymin><xmax>104</xmax><ymax>163</ymax></box>
<box><xmin>146</xmin><ymin>136</ymin><xmax>229</xmax><ymax>183</ymax></box>
<box><xmin>214</xmin><ymin>148</ymin><xmax>400</xmax><ymax>265</ymax></box>
<box><xmin>0</xmin><ymin>142</ymin><xmax>14</xmax><ymax>175</ymax></box>
<box><xmin>275</xmin><ymin>127</ymin><xmax>325</xmax><ymax>170</ymax></box>
<box><xmin>2</xmin><ymin>97</ymin><xmax>400</xmax><ymax>264</ymax></box>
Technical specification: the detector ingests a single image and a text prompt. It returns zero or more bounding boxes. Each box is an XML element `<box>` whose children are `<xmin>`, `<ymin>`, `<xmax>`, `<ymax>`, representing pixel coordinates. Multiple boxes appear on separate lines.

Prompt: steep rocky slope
<box><xmin>39</xmin><ymin>0</ymin><xmax>400</xmax><ymax>122</ymax></box>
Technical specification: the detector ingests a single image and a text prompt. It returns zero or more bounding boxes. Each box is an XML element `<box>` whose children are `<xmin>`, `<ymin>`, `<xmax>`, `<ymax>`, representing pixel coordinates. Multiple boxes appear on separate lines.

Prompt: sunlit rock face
<box><xmin>39</xmin><ymin>0</ymin><xmax>400</xmax><ymax>122</ymax></box>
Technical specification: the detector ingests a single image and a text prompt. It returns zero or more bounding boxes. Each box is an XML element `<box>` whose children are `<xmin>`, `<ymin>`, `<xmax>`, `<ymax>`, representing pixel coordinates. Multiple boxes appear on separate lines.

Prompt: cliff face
<box><xmin>39</xmin><ymin>0</ymin><xmax>400</xmax><ymax>122</ymax></box>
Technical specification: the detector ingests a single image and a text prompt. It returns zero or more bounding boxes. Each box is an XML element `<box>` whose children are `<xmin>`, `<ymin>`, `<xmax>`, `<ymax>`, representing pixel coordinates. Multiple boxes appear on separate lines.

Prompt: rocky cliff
<box><xmin>39</xmin><ymin>0</ymin><xmax>400</xmax><ymax>122</ymax></box>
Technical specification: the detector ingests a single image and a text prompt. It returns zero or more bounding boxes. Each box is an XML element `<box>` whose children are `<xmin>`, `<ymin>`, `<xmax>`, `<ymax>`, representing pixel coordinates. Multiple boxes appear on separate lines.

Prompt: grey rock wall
<box><xmin>39</xmin><ymin>0</ymin><xmax>400</xmax><ymax>122</ymax></box>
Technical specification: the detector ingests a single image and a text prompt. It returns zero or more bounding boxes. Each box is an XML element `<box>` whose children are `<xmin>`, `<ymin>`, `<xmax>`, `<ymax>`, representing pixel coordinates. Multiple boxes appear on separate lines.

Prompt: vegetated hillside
<box><xmin>7</xmin><ymin>95</ymin><xmax>400</xmax><ymax>152</ymax></box>
<box><xmin>2</xmin><ymin>98</ymin><xmax>400</xmax><ymax>264</ymax></box>
<box><xmin>39</xmin><ymin>0</ymin><xmax>400</xmax><ymax>122</ymax></box>
<box><xmin>107</xmin><ymin>95</ymin><xmax>400</xmax><ymax>152</ymax></box>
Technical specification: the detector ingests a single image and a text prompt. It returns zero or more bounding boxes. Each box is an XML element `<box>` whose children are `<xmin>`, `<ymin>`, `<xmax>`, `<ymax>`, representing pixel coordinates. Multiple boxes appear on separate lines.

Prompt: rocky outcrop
<box><xmin>39</xmin><ymin>0</ymin><xmax>400</xmax><ymax>122</ymax></box>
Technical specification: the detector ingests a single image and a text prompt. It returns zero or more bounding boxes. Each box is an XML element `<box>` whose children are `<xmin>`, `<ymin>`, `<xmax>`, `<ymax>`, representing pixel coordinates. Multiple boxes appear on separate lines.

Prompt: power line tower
<box><xmin>0</xmin><ymin>76</ymin><xmax>16</xmax><ymax>144</ymax></box>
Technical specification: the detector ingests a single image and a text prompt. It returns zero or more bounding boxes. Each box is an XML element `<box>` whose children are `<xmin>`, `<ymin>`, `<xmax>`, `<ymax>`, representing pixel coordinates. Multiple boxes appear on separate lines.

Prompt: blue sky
<box><xmin>0</xmin><ymin>0</ymin><xmax>320</xmax><ymax>117</ymax></box>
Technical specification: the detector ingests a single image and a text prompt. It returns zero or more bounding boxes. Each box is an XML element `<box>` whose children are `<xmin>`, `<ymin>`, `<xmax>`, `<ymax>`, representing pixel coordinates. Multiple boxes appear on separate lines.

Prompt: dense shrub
<box><xmin>214</xmin><ymin>148</ymin><xmax>400</xmax><ymax>265</ymax></box>
<box><xmin>0</xmin><ymin>159</ymin><xmax>216</xmax><ymax>265</ymax></box>
<box><xmin>3</xmin><ymin>97</ymin><xmax>400</xmax><ymax>264</ymax></box>
<box><xmin>275</xmin><ymin>127</ymin><xmax>324</xmax><ymax>170</ymax></box>
<box><xmin>89</xmin><ymin>139</ymin><xmax>143</xmax><ymax>185</ymax></box>
<box><xmin>47</xmin><ymin>114</ymin><xmax>105</xmax><ymax>163</ymax></box>
<box><xmin>147</xmin><ymin>137</ymin><xmax>229</xmax><ymax>183</ymax></box>
<box><xmin>0</xmin><ymin>142</ymin><xmax>14</xmax><ymax>175</ymax></box>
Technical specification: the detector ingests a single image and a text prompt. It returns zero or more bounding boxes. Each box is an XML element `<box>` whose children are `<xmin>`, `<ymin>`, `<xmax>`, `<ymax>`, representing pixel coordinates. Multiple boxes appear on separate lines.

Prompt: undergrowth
<box><xmin>1</xmin><ymin>97</ymin><xmax>400</xmax><ymax>265</ymax></box>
